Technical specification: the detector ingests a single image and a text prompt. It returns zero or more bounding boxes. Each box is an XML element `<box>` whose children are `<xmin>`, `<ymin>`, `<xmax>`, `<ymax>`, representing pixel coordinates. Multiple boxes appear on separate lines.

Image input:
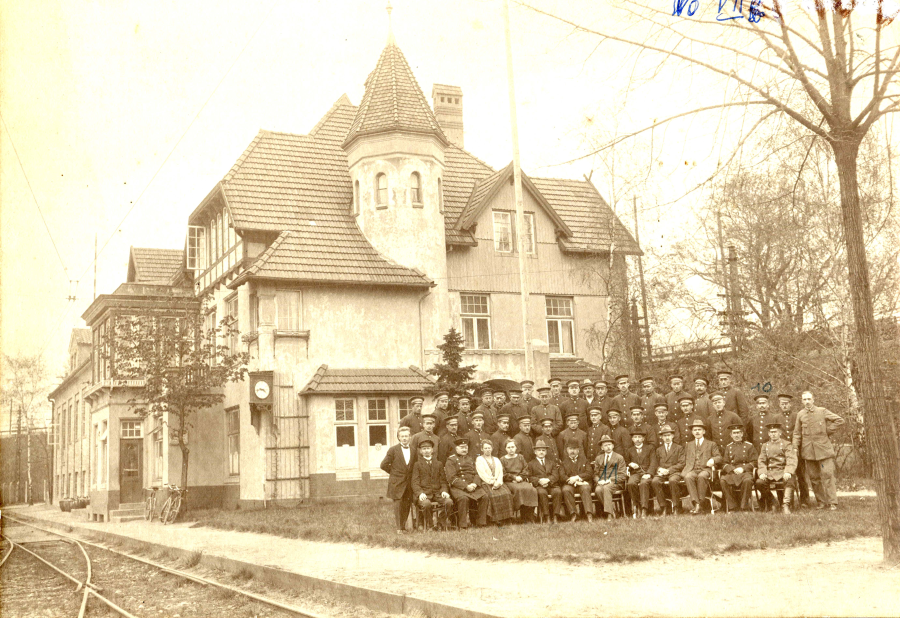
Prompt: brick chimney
<box><xmin>432</xmin><ymin>84</ymin><xmax>463</xmax><ymax>148</ymax></box>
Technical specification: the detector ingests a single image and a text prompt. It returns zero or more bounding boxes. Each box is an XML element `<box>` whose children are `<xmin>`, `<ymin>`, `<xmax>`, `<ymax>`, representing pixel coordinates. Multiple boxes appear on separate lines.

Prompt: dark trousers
<box><xmin>393</xmin><ymin>490</ymin><xmax>412</xmax><ymax>531</ymax></box>
<box><xmin>755</xmin><ymin>476</ymin><xmax>797</xmax><ymax>507</ymax></box>
<box><xmin>561</xmin><ymin>482</ymin><xmax>594</xmax><ymax>516</ymax></box>
<box><xmin>535</xmin><ymin>485</ymin><xmax>562</xmax><ymax>517</ymax></box>
<box><xmin>651</xmin><ymin>474</ymin><xmax>684</xmax><ymax>512</ymax></box>
<box><xmin>721</xmin><ymin>473</ymin><xmax>754</xmax><ymax>511</ymax></box>
<box><xmin>796</xmin><ymin>458</ymin><xmax>812</xmax><ymax>505</ymax></box>
<box><xmin>418</xmin><ymin>495</ymin><xmax>453</xmax><ymax>528</ymax></box>
<box><xmin>627</xmin><ymin>474</ymin><xmax>652</xmax><ymax>509</ymax></box>
<box><xmin>684</xmin><ymin>470</ymin><xmax>711</xmax><ymax>505</ymax></box>
<box><xmin>450</xmin><ymin>490</ymin><xmax>489</xmax><ymax>528</ymax></box>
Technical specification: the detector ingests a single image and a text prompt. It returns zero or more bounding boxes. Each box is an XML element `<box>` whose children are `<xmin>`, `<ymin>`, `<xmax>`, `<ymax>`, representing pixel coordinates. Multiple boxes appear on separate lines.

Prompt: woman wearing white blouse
<box><xmin>475</xmin><ymin>440</ymin><xmax>516</xmax><ymax>524</ymax></box>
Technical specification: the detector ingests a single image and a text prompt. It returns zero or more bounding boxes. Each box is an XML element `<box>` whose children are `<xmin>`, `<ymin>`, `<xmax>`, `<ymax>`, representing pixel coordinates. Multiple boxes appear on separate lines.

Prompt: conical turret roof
<box><xmin>343</xmin><ymin>42</ymin><xmax>448</xmax><ymax>148</ymax></box>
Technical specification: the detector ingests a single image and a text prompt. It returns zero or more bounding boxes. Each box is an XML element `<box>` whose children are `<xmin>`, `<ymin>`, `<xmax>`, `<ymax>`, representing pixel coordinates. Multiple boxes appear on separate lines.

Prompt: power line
<box><xmin>0</xmin><ymin>112</ymin><xmax>70</xmax><ymax>280</ymax></box>
<box><xmin>76</xmin><ymin>0</ymin><xmax>281</xmax><ymax>284</ymax></box>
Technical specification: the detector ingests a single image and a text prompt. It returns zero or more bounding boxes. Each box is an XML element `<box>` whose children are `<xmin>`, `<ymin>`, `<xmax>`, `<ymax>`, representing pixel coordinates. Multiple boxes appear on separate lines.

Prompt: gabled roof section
<box><xmin>442</xmin><ymin>146</ymin><xmax>495</xmax><ymax>246</ymax></box>
<box><xmin>455</xmin><ymin>162</ymin><xmax>573</xmax><ymax>237</ymax></box>
<box><xmin>71</xmin><ymin>328</ymin><xmax>92</xmax><ymax>346</ymax></box>
<box><xmin>342</xmin><ymin>42</ymin><xmax>448</xmax><ymax>149</ymax></box>
<box><xmin>127</xmin><ymin>247</ymin><xmax>184</xmax><ymax>284</ymax></box>
<box><xmin>550</xmin><ymin>357</ymin><xmax>604</xmax><ymax>383</ymax></box>
<box><xmin>230</xmin><ymin>229</ymin><xmax>432</xmax><ymax>288</ymax></box>
<box><xmin>301</xmin><ymin>364</ymin><xmax>435</xmax><ymax>394</ymax></box>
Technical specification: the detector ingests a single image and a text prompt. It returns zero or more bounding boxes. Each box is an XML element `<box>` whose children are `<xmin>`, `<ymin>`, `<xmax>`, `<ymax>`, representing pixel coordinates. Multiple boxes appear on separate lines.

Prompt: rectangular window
<box><xmin>227</xmin><ymin>407</ymin><xmax>240</xmax><ymax>476</ymax></box>
<box><xmin>224</xmin><ymin>294</ymin><xmax>239</xmax><ymax>353</ymax></box>
<box><xmin>153</xmin><ymin>417</ymin><xmax>163</xmax><ymax>481</ymax></box>
<box><xmin>367</xmin><ymin>398</ymin><xmax>387</xmax><ymax>421</ymax></box>
<box><xmin>522</xmin><ymin>212</ymin><xmax>535</xmax><ymax>254</ymax></box>
<box><xmin>367</xmin><ymin>399</ymin><xmax>389</xmax><ymax>473</ymax></box>
<box><xmin>121</xmin><ymin>420</ymin><xmax>143</xmax><ymax>438</ymax></box>
<box><xmin>546</xmin><ymin>297</ymin><xmax>575</xmax><ymax>355</ymax></box>
<box><xmin>187</xmin><ymin>225</ymin><xmax>206</xmax><ymax>270</ymax></box>
<box><xmin>460</xmin><ymin>294</ymin><xmax>491</xmax><ymax>349</ymax></box>
<box><xmin>275</xmin><ymin>290</ymin><xmax>301</xmax><ymax>331</ymax></box>
<box><xmin>74</xmin><ymin>394</ymin><xmax>80</xmax><ymax>443</ymax></box>
<box><xmin>398</xmin><ymin>398</ymin><xmax>410</xmax><ymax>419</ymax></box>
<box><xmin>493</xmin><ymin>211</ymin><xmax>513</xmax><ymax>252</ymax></box>
<box><xmin>334</xmin><ymin>398</ymin><xmax>358</xmax><ymax>471</ymax></box>
<box><xmin>335</xmin><ymin>398</ymin><xmax>355</xmax><ymax>422</ymax></box>
<box><xmin>249</xmin><ymin>294</ymin><xmax>259</xmax><ymax>332</ymax></box>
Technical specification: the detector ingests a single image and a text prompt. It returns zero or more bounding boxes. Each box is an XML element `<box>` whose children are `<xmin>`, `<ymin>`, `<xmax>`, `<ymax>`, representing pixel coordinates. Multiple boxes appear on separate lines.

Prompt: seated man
<box><xmin>445</xmin><ymin>438</ymin><xmax>489</xmax><ymax>529</ymax></box>
<box><xmin>558</xmin><ymin>438</ymin><xmax>594</xmax><ymax>522</ymax></box>
<box><xmin>651</xmin><ymin>424</ymin><xmax>685</xmax><ymax>515</ymax></box>
<box><xmin>411</xmin><ymin>438</ymin><xmax>452</xmax><ymax>529</ymax></box>
<box><xmin>626</xmin><ymin>428</ymin><xmax>658</xmax><ymax>518</ymax></box>
<box><xmin>720</xmin><ymin>423</ymin><xmax>757</xmax><ymax>512</ymax></box>
<box><xmin>682</xmin><ymin>419</ymin><xmax>722</xmax><ymax>515</ymax></box>
<box><xmin>593</xmin><ymin>434</ymin><xmax>626</xmax><ymax>519</ymax></box>
<box><xmin>757</xmin><ymin>422</ymin><xmax>798</xmax><ymax>514</ymax></box>
<box><xmin>526</xmin><ymin>438</ymin><xmax>562</xmax><ymax>523</ymax></box>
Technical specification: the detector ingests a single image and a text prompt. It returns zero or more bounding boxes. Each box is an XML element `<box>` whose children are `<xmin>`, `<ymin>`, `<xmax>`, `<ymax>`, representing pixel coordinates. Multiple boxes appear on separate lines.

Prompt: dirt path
<box><xmin>11</xmin><ymin>505</ymin><xmax>899</xmax><ymax>617</ymax></box>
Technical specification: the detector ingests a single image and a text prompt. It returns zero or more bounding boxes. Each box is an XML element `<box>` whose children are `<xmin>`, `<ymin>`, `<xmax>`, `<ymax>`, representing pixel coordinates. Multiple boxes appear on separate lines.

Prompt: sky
<box><xmin>2</xmin><ymin>0</ymin><xmax>897</xmax><ymax>407</ymax></box>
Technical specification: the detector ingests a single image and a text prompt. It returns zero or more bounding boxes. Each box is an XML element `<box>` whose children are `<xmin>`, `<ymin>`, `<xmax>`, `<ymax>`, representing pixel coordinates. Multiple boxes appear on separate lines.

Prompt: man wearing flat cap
<box><xmin>720</xmin><ymin>423</ymin><xmax>757</xmax><ymax>512</ymax></box>
<box><xmin>581</xmin><ymin>379</ymin><xmax>601</xmax><ymax>410</ymax></box>
<box><xmin>758</xmin><ymin>422</ymin><xmax>798</xmax><ymax>514</ymax></box>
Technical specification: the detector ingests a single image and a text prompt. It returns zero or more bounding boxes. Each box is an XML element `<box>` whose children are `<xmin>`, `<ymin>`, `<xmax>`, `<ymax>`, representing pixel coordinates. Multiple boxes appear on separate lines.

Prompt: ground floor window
<box><xmin>226</xmin><ymin>407</ymin><xmax>240</xmax><ymax>476</ymax></box>
<box><xmin>334</xmin><ymin>399</ymin><xmax>357</xmax><ymax>470</ymax></box>
<box><xmin>546</xmin><ymin>296</ymin><xmax>575</xmax><ymax>355</ymax></box>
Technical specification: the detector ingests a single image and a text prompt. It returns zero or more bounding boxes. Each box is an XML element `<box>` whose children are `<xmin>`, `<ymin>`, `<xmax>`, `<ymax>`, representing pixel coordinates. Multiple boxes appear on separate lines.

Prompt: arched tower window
<box><xmin>376</xmin><ymin>173</ymin><xmax>388</xmax><ymax>208</ymax></box>
<box><xmin>437</xmin><ymin>178</ymin><xmax>444</xmax><ymax>213</ymax></box>
<box><xmin>353</xmin><ymin>180</ymin><xmax>360</xmax><ymax>216</ymax></box>
<box><xmin>410</xmin><ymin>172</ymin><xmax>422</xmax><ymax>206</ymax></box>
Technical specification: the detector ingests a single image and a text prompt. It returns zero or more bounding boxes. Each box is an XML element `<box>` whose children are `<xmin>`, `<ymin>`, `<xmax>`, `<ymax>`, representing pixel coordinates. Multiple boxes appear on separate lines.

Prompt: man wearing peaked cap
<box><xmin>453</xmin><ymin>394</ymin><xmax>471</xmax><ymax>436</ymax></box>
<box><xmin>444</xmin><ymin>437</ymin><xmax>489</xmax><ymax>529</ymax></box>
<box><xmin>465</xmin><ymin>411</ymin><xmax>490</xmax><ymax>456</ymax></box>
<box><xmin>411</xmin><ymin>436</ymin><xmax>452</xmax><ymax>529</ymax></box>
<box><xmin>652</xmin><ymin>424</ymin><xmax>686</xmax><ymax>516</ymax></box>
<box><xmin>500</xmin><ymin>388</ymin><xmax>529</xmax><ymax>427</ymax></box>
<box><xmin>693</xmin><ymin>377</ymin><xmax>715</xmax><ymax>420</ymax></box>
<box><xmin>556</xmin><ymin>412</ymin><xmax>587</xmax><ymax>459</ymax></box>
<box><xmin>548</xmin><ymin>378</ymin><xmax>565</xmax><ymax>407</ymax></box>
<box><xmin>639</xmin><ymin>376</ymin><xmax>667</xmax><ymax>420</ymax></box>
<box><xmin>432</xmin><ymin>391</ymin><xmax>450</xmax><ymax>435</ymax></box>
<box><xmin>611</xmin><ymin>375</ymin><xmax>641</xmax><ymax>424</ymax></box>
<box><xmin>409</xmin><ymin>412</ymin><xmax>439</xmax><ymax>468</ymax></box>
<box><xmin>473</xmin><ymin>388</ymin><xmax>498</xmax><ymax>435</ymax></box>
<box><xmin>490</xmin><ymin>413</ymin><xmax>513</xmax><ymax>457</ymax></box>
<box><xmin>560</xmin><ymin>379</ymin><xmax>589</xmax><ymax>430</ymax></box>
<box><xmin>530</xmin><ymin>385</ymin><xmax>563</xmax><ymax>437</ymax></box>
<box><xmin>748</xmin><ymin>392</ymin><xmax>787</xmax><ymax>449</ymax></box>
<box><xmin>708</xmin><ymin>392</ymin><xmax>744</xmax><ymax>451</ymax></box>
<box><xmin>758</xmin><ymin>421</ymin><xmax>799</xmax><ymax>514</ymax></box>
<box><xmin>399</xmin><ymin>394</ymin><xmax>426</xmax><ymax>435</ymax></box>
<box><xmin>720</xmin><ymin>423</ymin><xmax>758</xmax><ymax>512</ymax></box>
<box><xmin>666</xmin><ymin>375</ymin><xmax>689</xmax><ymax>422</ymax></box>
<box><xmin>593</xmin><ymin>433</ymin><xmax>626</xmax><ymax>519</ymax></box>
<box><xmin>520</xmin><ymin>379</ymin><xmax>539</xmax><ymax>413</ymax></box>
<box><xmin>584</xmin><ymin>405</ymin><xmax>611</xmax><ymax>462</ymax></box>
<box><xmin>717</xmin><ymin>369</ymin><xmax>751</xmax><ymax>425</ymax></box>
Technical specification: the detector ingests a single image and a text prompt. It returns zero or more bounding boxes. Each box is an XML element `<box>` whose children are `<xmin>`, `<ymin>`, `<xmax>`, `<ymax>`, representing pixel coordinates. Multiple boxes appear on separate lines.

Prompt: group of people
<box><xmin>380</xmin><ymin>371</ymin><xmax>845</xmax><ymax>532</ymax></box>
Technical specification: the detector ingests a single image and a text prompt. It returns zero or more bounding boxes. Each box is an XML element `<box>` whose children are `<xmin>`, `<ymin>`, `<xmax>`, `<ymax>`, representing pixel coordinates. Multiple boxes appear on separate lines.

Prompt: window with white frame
<box><xmin>460</xmin><ymin>294</ymin><xmax>491</xmax><ymax>349</ymax></box>
<box><xmin>275</xmin><ymin>290</ymin><xmax>301</xmax><ymax>331</ymax></box>
<box><xmin>546</xmin><ymin>297</ymin><xmax>575</xmax><ymax>355</ymax></box>
<box><xmin>493</xmin><ymin>211</ymin><xmax>513</xmax><ymax>252</ymax></box>
<box><xmin>522</xmin><ymin>212</ymin><xmax>535</xmax><ymax>254</ymax></box>
<box><xmin>367</xmin><ymin>399</ymin><xmax>389</xmax><ymax>471</ymax></box>
<box><xmin>398</xmin><ymin>398</ymin><xmax>410</xmax><ymax>419</ymax></box>
<box><xmin>224</xmin><ymin>294</ymin><xmax>239</xmax><ymax>353</ymax></box>
<box><xmin>153</xmin><ymin>416</ymin><xmax>163</xmax><ymax>481</ymax></box>
<box><xmin>334</xmin><ymin>398</ymin><xmax>358</xmax><ymax>470</ymax></box>
<box><xmin>187</xmin><ymin>225</ymin><xmax>206</xmax><ymax>270</ymax></box>
<box><xmin>226</xmin><ymin>407</ymin><xmax>240</xmax><ymax>476</ymax></box>
<box><xmin>121</xmin><ymin>420</ymin><xmax>143</xmax><ymax>438</ymax></box>
<box><xmin>410</xmin><ymin>172</ymin><xmax>422</xmax><ymax>205</ymax></box>
<box><xmin>376</xmin><ymin>173</ymin><xmax>388</xmax><ymax>208</ymax></box>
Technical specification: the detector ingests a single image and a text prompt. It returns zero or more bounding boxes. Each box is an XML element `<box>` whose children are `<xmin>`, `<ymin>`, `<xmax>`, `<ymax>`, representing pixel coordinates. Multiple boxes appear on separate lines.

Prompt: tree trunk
<box><xmin>832</xmin><ymin>139</ymin><xmax>900</xmax><ymax>564</ymax></box>
<box><xmin>26</xmin><ymin>423</ymin><xmax>33</xmax><ymax>505</ymax></box>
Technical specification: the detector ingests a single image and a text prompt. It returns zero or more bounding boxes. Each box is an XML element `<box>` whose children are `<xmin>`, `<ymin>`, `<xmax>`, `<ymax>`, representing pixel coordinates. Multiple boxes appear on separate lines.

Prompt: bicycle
<box><xmin>144</xmin><ymin>486</ymin><xmax>161</xmax><ymax>521</ymax></box>
<box><xmin>160</xmin><ymin>484</ymin><xmax>186</xmax><ymax>525</ymax></box>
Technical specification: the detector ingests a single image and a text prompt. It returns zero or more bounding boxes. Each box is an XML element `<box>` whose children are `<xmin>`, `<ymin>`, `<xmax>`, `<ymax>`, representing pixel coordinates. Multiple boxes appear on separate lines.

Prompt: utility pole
<box><xmin>633</xmin><ymin>196</ymin><xmax>652</xmax><ymax>364</ymax></box>
<box><xmin>15</xmin><ymin>405</ymin><xmax>22</xmax><ymax>503</ymax></box>
<box><xmin>503</xmin><ymin>0</ymin><xmax>533</xmax><ymax>381</ymax></box>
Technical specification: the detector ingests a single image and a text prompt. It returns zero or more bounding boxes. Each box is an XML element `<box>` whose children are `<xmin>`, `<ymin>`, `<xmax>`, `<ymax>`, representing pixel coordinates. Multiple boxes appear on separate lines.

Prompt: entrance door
<box><xmin>119</xmin><ymin>439</ymin><xmax>143</xmax><ymax>503</ymax></box>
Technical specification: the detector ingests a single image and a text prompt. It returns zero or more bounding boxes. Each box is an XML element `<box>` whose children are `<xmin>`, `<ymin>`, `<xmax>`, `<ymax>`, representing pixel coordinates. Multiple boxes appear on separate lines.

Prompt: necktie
<box><xmin>604</xmin><ymin>455</ymin><xmax>609</xmax><ymax>466</ymax></box>
<box><xmin>666</xmin><ymin>444</ymin><xmax>670</xmax><ymax>454</ymax></box>
<box><xmin>696</xmin><ymin>439</ymin><xmax>701</xmax><ymax>448</ymax></box>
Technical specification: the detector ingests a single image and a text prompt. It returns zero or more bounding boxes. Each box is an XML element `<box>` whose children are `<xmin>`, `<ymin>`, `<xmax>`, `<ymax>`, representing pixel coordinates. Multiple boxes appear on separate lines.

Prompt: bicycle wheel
<box><xmin>160</xmin><ymin>496</ymin><xmax>174</xmax><ymax>525</ymax></box>
<box><xmin>144</xmin><ymin>494</ymin><xmax>155</xmax><ymax>521</ymax></box>
<box><xmin>166</xmin><ymin>495</ymin><xmax>182</xmax><ymax>524</ymax></box>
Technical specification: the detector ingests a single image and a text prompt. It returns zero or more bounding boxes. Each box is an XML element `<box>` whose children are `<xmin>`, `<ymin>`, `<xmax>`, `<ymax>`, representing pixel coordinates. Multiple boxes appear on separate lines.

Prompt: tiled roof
<box><xmin>128</xmin><ymin>247</ymin><xmax>184</xmax><ymax>284</ymax></box>
<box><xmin>235</xmin><ymin>230</ymin><xmax>432</xmax><ymax>287</ymax></box>
<box><xmin>343</xmin><ymin>43</ymin><xmax>447</xmax><ymax>148</ymax></box>
<box><xmin>550</xmin><ymin>357</ymin><xmax>605</xmax><ymax>383</ymax></box>
<box><xmin>301</xmin><ymin>364</ymin><xmax>435</xmax><ymax>394</ymax></box>
<box><xmin>442</xmin><ymin>146</ymin><xmax>495</xmax><ymax>245</ymax></box>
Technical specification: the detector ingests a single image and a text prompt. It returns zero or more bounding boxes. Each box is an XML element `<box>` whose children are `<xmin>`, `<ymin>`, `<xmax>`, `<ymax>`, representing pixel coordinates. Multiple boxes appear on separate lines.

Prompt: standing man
<box><xmin>581</xmin><ymin>379</ymin><xmax>600</xmax><ymax>410</ymax></box>
<box><xmin>640</xmin><ymin>376</ymin><xmax>667</xmax><ymax>419</ymax></box>
<box><xmin>513</xmin><ymin>416</ymin><xmax>535</xmax><ymax>462</ymax></box>
<box><xmin>747</xmin><ymin>394</ymin><xmax>787</xmax><ymax>449</ymax></box>
<box><xmin>399</xmin><ymin>395</ymin><xmax>425</xmax><ymax>435</ymax></box>
<box><xmin>380</xmin><ymin>426</ymin><xmax>414</xmax><ymax>533</ymax></box>
<box><xmin>720</xmin><ymin>424</ymin><xmax>757</xmax><ymax>512</ymax></box>
<box><xmin>465</xmin><ymin>412</ymin><xmax>490</xmax><ymax>455</ymax></box>
<box><xmin>682</xmin><ymin>419</ymin><xmax>722</xmax><ymax>515</ymax></box>
<box><xmin>665</xmin><ymin>375</ymin><xmax>689</xmax><ymax>422</ymax></box>
<box><xmin>718</xmin><ymin>370</ymin><xmax>751</xmax><ymax>425</ymax></box>
<box><xmin>520</xmin><ymin>379</ymin><xmax>539</xmax><ymax>413</ymax></box>
<box><xmin>606</xmin><ymin>408</ymin><xmax>632</xmax><ymax>457</ymax></box>
<box><xmin>474</xmin><ymin>388</ymin><xmax>498</xmax><ymax>435</ymax></box>
<box><xmin>455</xmin><ymin>394</ymin><xmax>471</xmax><ymax>436</ymax></box>
<box><xmin>584</xmin><ymin>406</ymin><xmax>611</xmax><ymax>463</ymax></box>
<box><xmin>500</xmin><ymin>387</ymin><xmax>529</xmax><ymax>424</ymax></box>
<box><xmin>627</xmin><ymin>406</ymin><xmax>657</xmax><ymax>448</ymax></box>
<box><xmin>595</xmin><ymin>380</ymin><xmax>615</xmax><ymax>421</ymax></box>
<box><xmin>778</xmin><ymin>393</ymin><xmax>811</xmax><ymax>507</ymax></box>
<box><xmin>491</xmin><ymin>413</ymin><xmax>513</xmax><ymax>455</ymax></box>
<box><xmin>530</xmin><ymin>384</ymin><xmax>563</xmax><ymax>436</ymax></box>
<box><xmin>437</xmin><ymin>415</ymin><xmax>462</xmax><ymax>464</ymax></box>
<box><xmin>649</xmin><ymin>402</ymin><xmax>681</xmax><ymax>447</ymax></box>
<box><xmin>708</xmin><ymin>392</ymin><xmax>743</xmax><ymax>451</ymax></box>
<box><xmin>409</xmin><ymin>412</ymin><xmax>439</xmax><ymax>468</ymax></box>
<box><xmin>693</xmin><ymin>377</ymin><xmax>714</xmax><ymax>421</ymax></box>
<box><xmin>611</xmin><ymin>375</ymin><xmax>641</xmax><ymax>421</ymax></box>
<box><xmin>793</xmin><ymin>391</ymin><xmax>844</xmax><ymax>510</ymax></box>
<box><xmin>432</xmin><ymin>391</ymin><xmax>451</xmax><ymax>435</ymax></box>
<box><xmin>557</xmin><ymin>412</ymin><xmax>587</xmax><ymax>457</ymax></box>
<box><xmin>548</xmin><ymin>378</ymin><xmax>565</xmax><ymax>408</ymax></box>
<box><xmin>536</xmin><ymin>417</ymin><xmax>561</xmax><ymax>463</ymax></box>
<box><xmin>678</xmin><ymin>395</ymin><xmax>709</xmax><ymax>444</ymax></box>
<box><xmin>560</xmin><ymin>379</ymin><xmax>589</xmax><ymax>430</ymax></box>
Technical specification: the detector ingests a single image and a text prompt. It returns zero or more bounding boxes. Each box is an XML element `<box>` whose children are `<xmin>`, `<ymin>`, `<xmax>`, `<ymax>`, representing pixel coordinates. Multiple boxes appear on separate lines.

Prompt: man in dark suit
<box><xmin>558</xmin><ymin>439</ymin><xmax>595</xmax><ymax>522</ymax></box>
<box><xmin>411</xmin><ymin>438</ymin><xmax>452</xmax><ymax>529</ymax></box>
<box><xmin>626</xmin><ymin>428</ymin><xmax>658</xmax><ymax>518</ymax></box>
<box><xmin>593</xmin><ymin>434</ymin><xmax>626</xmax><ymax>519</ymax></box>
<box><xmin>527</xmin><ymin>438</ymin><xmax>562</xmax><ymax>522</ymax></box>
<box><xmin>682</xmin><ymin>419</ymin><xmax>723</xmax><ymax>514</ymax></box>
<box><xmin>380</xmin><ymin>426</ymin><xmax>414</xmax><ymax>533</ymax></box>
<box><xmin>651</xmin><ymin>424</ymin><xmax>685</xmax><ymax>515</ymax></box>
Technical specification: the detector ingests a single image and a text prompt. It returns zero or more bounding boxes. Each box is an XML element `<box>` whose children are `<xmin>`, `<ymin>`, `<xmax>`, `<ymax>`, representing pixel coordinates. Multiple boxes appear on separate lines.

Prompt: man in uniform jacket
<box><xmin>606</xmin><ymin>409</ymin><xmax>633</xmax><ymax>457</ymax></box>
<box><xmin>530</xmin><ymin>385</ymin><xmax>563</xmax><ymax>436</ymax></box>
<box><xmin>708</xmin><ymin>393</ymin><xmax>743</xmax><ymax>450</ymax></box>
<box><xmin>693</xmin><ymin>377</ymin><xmax>715</xmax><ymax>420</ymax></box>
<box><xmin>558</xmin><ymin>439</ymin><xmax>595</xmax><ymax>521</ymax></box>
<box><xmin>556</xmin><ymin>413</ymin><xmax>587</xmax><ymax>457</ymax></box>
<box><xmin>758</xmin><ymin>422</ymin><xmax>799</xmax><ymax>513</ymax></box>
<box><xmin>398</xmin><ymin>395</ymin><xmax>426</xmax><ymax>435</ymax></box>
<box><xmin>548</xmin><ymin>378</ymin><xmax>566</xmax><ymax>408</ymax></box>
<box><xmin>792</xmin><ymin>391</ymin><xmax>844</xmax><ymax>510</ymax></box>
<box><xmin>560</xmin><ymin>379</ymin><xmax>589</xmax><ymax>430</ymax></box>
<box><xmin>513</xmin><ymin>416</ymin><xmax>535</xmax><ymax>462</ymax></box>
<box><xmin>649</xmin><ymin>403</ymin><xmax>682</xmax><ymax>446</ymax></box>
<box><xmin>411</xmin><ymin>438</ymin><xmax>452</xmax><ymax>529</ymax></box>
<box><xmin>409</xmin><ymin>412</ymin><xmax>439</xmax><ymax>468</ymax></box>
<box><xmin>747</xmin><ymin>394</ymin><xmax>787</xmax><ymax>449</ymax></box>
<box><xmin>527</xmin><ymin>438</ymin><xmax>562</xmax><ymax>522</ymax></box>
<box><xmin>536</xmin><ymin>417</ymin><xmax>561</xmax><ymax>463</ymax></box>
<box><xmin>520</xmin><ymin>379</ymin><xmax>538</xmax><ymax>413</ymax></box>
<box><xmin>432</xmin><ymin>391</ymin><xmax>451</xmax><ymax>435</ymax></box>
<box><xmin>473</xmin><ymin>388</ymin><xmax>498</xmax><ymax>435</ymax></box>
<box><xmin>380</xmin><ymin>426</ymin><xmax>414</xmax><ymax>533</ymax></box>
<box><xmin>611</xmin><ymin>375</ymin><xmax>641</xmax><ymax>424</ymax></box>
<box><xmin>720</xmin><ymin>424</ymin><xmax>757</xmax><ymax>512</ymax></box>
<box><xmin>594</xmin><ymin>380</ymin><xmax>615</xmax><ymax>423</ymax></box>
<box><xmin>626</xmin><ymin>428</ymin><xmax>658</xmax><ymax>518</ymax></box>
<box><xmin>665</xmin><ymin>375</ymin><xmax>689</xmax><ymax>422</ymax></box>
<box><xmin>490</xmin><ymin>413</ymin><xmax>513</xmax><ymax>456</ymax></box>
<box><xmin>445</xmin><ymin>438</ymin><xmax>489</xmax><ymax>528</ymax></box>
<box><xmin>639</xmin><ymin>377</ymin><xmax>667</xmax><ymax>420</ymax></box>
<box><xmin>500</xmin><ymin>388</ymin><xmax>529</xmax><ymax>423</ymax></box>
<box><xmin>682</xmin><ymin>419</ymin><xmax>723</xmax><ymax>514</ymax></box>
<box><xmin>453</xmin><ymin>395</ymin><xmax>471</xmax><ymax>437</ymax></box>
<box><xmin>778</xmin><ymin>393</ymin><xmax>812</xmax><ymax>507</ymax></box>
<box><xmin>580</xmin><ymin>379</ymin><xmax>601</xmax><ymax>412</ymax></box>
<box><xmin>718</xmin><ymin>370</ymin><xmax>751</xmax><ymax>425</ymax></box>
<box><xmin>438</xmin><ymin>415</ymin><xmax>463</xmax><ymax>464</ymax></box>
<box><xmin>593</xmin><ymin>435</ymin><xmax>626</xmax><ymax>519</ymax></box>
<box><xmin>651</xmin><ymin>424</ymin><xmax>685</xmax><ymax>515</ymax></box>
<box><xmin>627</xmin><ymin>407</ymin><xmax>657</xmax><ymax>449</ymax></box>
<box><xmin>584</xmin><ymin>406</ymin><xmax>611</xmax><ymax>462</ymax></box>
<box><xmin>465</xmin><ymin>412</ymin><xmax>491</xmax><ymax>456</ymax></box>
<box><xmin>678</xmin><ymin>395</ymin><xmax>710</xmax><ymax>444</ymax></box>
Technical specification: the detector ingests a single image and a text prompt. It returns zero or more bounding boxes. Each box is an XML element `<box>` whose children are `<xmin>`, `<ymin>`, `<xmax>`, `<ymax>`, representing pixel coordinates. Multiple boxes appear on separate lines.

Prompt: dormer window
<box><xmin>376</xmin><ymin>173</ymin><xmax>388</xmax><ymax>208</ymax></box>
<box><xmin>410</xmin><ymin>172</ymin><xmax>422</xmax><ymax>206</ymax></box>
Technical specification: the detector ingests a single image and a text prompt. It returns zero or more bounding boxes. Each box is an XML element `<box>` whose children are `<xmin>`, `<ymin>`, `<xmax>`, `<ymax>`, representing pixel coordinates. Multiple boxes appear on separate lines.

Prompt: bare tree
<box><xmin>519</xmin><ymin>0</ymin><xmax>900</xmax><ymax>563</ymax></box>
<box><xmin>2</xmin><ymin>354</ymin><xmax>51</xmax><ymax>504</ymax></box>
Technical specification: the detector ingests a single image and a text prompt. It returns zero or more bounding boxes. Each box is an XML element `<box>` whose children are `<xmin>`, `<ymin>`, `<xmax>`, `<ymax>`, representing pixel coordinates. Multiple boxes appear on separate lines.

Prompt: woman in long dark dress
<box><xmin>501</xmin><ymin>439</ymin><xmax>539</xmax><ymax>521</ymax></box>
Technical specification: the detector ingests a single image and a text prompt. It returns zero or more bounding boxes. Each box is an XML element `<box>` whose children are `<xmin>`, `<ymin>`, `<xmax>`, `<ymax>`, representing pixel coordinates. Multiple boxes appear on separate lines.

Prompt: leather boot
<box><xmin>782</xmin><ymin>487</ymin><xmax>793</xmax><ymax>515</ymax></box>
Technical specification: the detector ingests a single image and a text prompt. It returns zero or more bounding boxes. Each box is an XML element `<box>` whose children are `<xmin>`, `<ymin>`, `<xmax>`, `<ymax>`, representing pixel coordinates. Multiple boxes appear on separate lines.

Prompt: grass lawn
<box><xmin>188</xmin><ymin>495</ymin><xmax>879</xmax><ymax>563</ymax></box>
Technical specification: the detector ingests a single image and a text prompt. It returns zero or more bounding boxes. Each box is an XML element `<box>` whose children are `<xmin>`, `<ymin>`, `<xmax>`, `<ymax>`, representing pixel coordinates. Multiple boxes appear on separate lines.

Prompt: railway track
<box><xmin>0</xmin><ymin>515</ymin><xmax>328</xmax><ymax>618</ymax></box>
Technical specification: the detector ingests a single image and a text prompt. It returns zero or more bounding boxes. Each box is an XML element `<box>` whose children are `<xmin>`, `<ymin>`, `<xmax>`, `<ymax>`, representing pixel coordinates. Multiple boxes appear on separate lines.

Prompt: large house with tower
<box><xmin>51</xmin><ymin>36</ymin><xmax>640</xmax><ymax>519</ymax></box>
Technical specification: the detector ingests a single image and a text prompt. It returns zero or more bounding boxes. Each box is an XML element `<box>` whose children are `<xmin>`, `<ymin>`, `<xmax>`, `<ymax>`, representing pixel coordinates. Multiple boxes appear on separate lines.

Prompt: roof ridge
<box><xmin>302</xmin><ymin>364</ymin><xmax>329</xmax><ymax>393</ymax></box>
<box><xmin>222</xmin><ymin>130</ymin><xmax>268</xmax><ymax>184</ymax></box>
<box><xmin>308</xmin><ymin>94</ymin><xmax>355</xmax><ymax>137</ymax></box>
<box><xmin>447</xmin><ymin>145</ymin><xmax>495</xmax><ymax>173</ymax></box>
